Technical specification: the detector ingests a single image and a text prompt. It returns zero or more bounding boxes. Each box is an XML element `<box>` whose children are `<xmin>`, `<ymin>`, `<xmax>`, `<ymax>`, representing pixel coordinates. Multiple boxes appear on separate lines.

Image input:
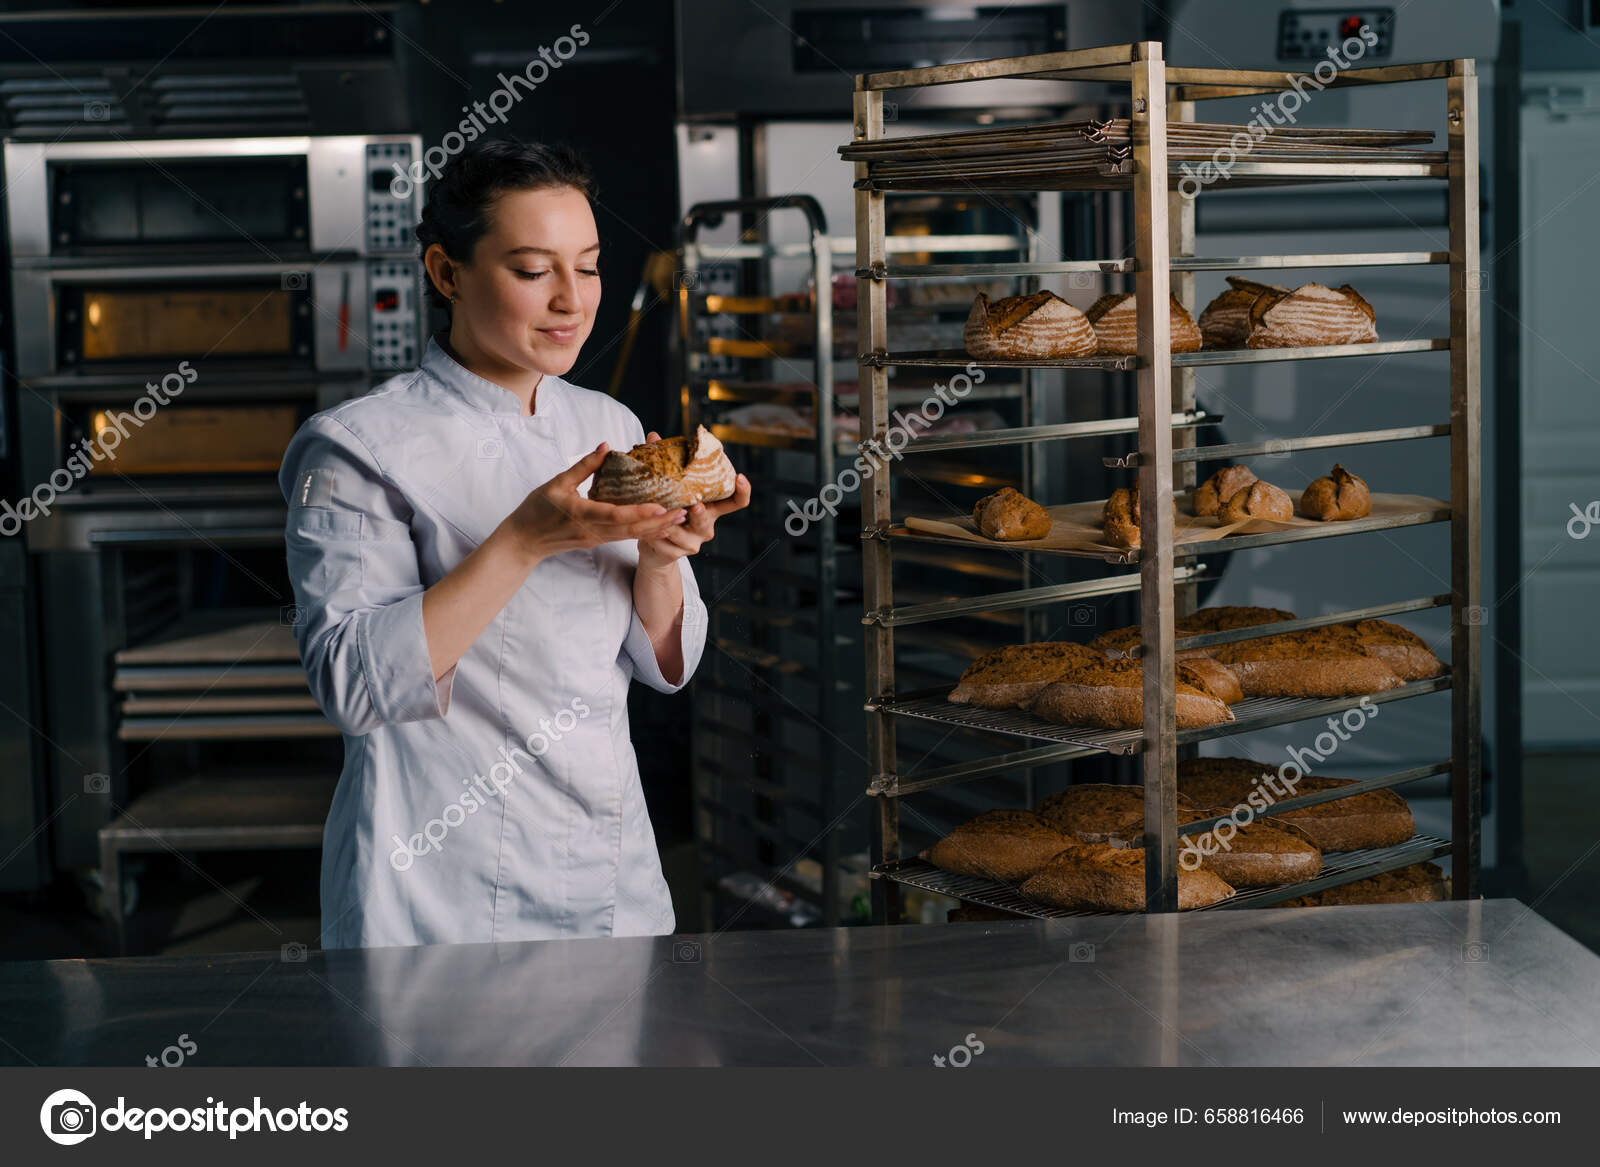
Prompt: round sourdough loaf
<box><xmin>964</xmin><ymin>290</ymin><xmax>1096</xmax><ymax>360</ymax></box>
<box><xmin>588</xmin><ymin>424</ymin><xmax>736</xmax><ymax>509</ymax></box>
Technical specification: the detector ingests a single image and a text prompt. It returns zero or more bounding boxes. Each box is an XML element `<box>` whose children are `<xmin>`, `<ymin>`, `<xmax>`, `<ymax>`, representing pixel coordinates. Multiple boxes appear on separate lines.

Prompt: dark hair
<box><xmin>415</xmin><ymin>139</ymin><xmax>598</xmax><ymax>312</ymax></box>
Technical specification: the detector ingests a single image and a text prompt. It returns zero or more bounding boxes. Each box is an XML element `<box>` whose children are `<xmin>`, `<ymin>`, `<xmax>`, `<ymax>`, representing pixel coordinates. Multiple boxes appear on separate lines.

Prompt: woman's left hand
<box><xmin>635</xmin><ymin>430</ymin><xmax>751</xmax><ymax>568</ymax></box>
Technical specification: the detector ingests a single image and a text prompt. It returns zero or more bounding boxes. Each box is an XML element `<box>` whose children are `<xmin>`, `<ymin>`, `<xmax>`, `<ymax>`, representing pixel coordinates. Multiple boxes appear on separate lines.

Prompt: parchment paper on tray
<box><xmin>901</xmin><ymin>492</ymin><xmax>1449</xmax><ymax>558</ymax></box>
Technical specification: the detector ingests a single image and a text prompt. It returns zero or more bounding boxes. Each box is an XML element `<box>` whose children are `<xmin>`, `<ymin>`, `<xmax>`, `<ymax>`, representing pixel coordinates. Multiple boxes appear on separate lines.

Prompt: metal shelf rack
<box><xmin>850</xmin><ymin>43</ymin><xmax>1481</xmax><ymax>918</ymax></box>
<box><xmin>678</xmin><ymin>195</ymin><xmax>1069</xmax><ymax>928</ymax></box>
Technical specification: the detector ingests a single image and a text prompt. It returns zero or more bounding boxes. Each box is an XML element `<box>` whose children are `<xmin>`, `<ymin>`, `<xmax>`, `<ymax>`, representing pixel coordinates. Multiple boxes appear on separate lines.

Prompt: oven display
<box><xmin>1277</xmin><ymin>8</ymin><xmax>1394</xmax><ymax>61</ymax></box>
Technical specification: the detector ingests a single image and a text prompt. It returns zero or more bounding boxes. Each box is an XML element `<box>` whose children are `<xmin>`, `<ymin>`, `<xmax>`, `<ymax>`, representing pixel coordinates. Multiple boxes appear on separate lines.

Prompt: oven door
<box><xmin>11</xmin><ymin>263</ymin><xmax>371</xmax><ymax>378</ymax></box>
<box><xmin>3</xmin><ymin>135</ymin><xmax>418</xmax><ymax>259</ymax></box>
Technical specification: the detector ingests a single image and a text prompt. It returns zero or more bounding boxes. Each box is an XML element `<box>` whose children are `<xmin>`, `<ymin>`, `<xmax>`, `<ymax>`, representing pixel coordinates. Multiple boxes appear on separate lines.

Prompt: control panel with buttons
<box><xmin>367</xmin><ymin>259</ymin><xmax>421</xmax><ymax>371</ymax></box>
<box><xmin>1277</xmin><ymin>7</ymin><xmax>1393</xmax><ymax>61</ymax></box>
<box><xmin>365</xmin><ymin>140</ymin><xmax>420</xmax><ymax>253</ymax></box>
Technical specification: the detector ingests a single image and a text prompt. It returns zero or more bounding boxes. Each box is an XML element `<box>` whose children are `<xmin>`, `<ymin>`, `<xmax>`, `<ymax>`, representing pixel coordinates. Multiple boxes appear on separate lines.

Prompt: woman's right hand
<box><xmin>499</xmin><ymin>442</ymin><xmax>687</xmax><ymax>563</ymax></box>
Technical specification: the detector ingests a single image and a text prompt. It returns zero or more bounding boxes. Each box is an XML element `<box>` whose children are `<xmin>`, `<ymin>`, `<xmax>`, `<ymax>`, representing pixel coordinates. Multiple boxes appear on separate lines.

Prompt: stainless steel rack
<box><xmin>850</xmin><ymin>43</ymin><xmax>1481</xmax><ymax>917</ymax></box>
<box><xmin>678</xmin><ymin>195</ymin><xmax>1063</xmax><ymax>928</ymax></box>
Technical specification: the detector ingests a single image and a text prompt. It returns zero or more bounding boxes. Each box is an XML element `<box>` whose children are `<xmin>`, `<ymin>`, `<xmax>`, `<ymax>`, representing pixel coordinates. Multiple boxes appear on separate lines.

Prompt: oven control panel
<box><xmin>366</xmin><ymin>140</ymin><xmax>420</xmax><ymax>253</ymax></box>
<box><xmin>1277</xmin><ymin>8</ymin><xmax>1394</xmax><ymax>60</ymax></box>
<box><xmin>368</xmin><ymin>260</ymin><xmax>421</xmax><ymax>371</ymax></box>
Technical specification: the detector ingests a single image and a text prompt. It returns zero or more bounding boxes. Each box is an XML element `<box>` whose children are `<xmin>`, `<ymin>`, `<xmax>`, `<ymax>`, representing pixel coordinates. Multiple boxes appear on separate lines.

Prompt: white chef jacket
<box><xmin>279</xmin><ymin>333</ymin><xmax>707</xmax><ymax>950</ymax></box>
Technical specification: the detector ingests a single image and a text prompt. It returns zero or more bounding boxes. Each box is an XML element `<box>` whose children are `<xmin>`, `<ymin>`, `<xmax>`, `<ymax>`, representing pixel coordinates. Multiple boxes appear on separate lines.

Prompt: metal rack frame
<box><xmin>852</xmin><ymin>43</ymin><xmax>1481</xmax><ymax>917</ymax></box>
<box><xmin>677</xmin><ymin>196</ymin><xmax>1051</xmax><ymax>927</ymax></box>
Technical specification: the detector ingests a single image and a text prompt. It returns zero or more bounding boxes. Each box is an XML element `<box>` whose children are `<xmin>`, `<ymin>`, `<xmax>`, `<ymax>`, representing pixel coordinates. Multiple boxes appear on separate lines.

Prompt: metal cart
<box><xmin>677</xmin><ymin>195</ymin><xmax>1077</xmax><ymax>927</ymax></box>
<box><xmin>849</xmin><ymin>43</ymin><xmax>1481</xmax><ymax>916</ymax></box>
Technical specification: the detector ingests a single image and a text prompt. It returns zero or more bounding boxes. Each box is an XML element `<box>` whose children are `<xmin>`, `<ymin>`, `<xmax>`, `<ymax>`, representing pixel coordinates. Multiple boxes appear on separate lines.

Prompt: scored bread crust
<box><xmin>922</xmin><ymin>809</ymin><xmax>1074</xmax><ymax>883</ymax></box>
<box><xmin>964</xmin><ymin>291</ymin><xmax>1096</xmax><ymax>360</ymax></box>
<box><xmin>1035</xmin><ymin>783</ymin><xmax>1199</xmax><ymax>848</ymax></box>
<box><xmin>1020</xmin><ymin>842</ymin><xmax>1235</xmax><ymax>911</ymax></box>
<box><xmin>1245</xmin><ymin>282</ymin><xmax>1379</xmax><ymax>348</ymax></box>
<box><xmin>948</xmin><ymin>641</ymin><xmax>1107</xmax><ymax>709</ymax></box>
<box><xmin>588</xmin><ymin>424</ymin><xmax>737</xmax><ymax>508</ymax></box>
<box><xmin>1192</xmin><ymin>464</ymin><xmax>1258</xmax><ymax>516</ymax></box>
<box><xmin>1197</xmin><ymin>276</ymin><xmax>1290</xmax><ymax>348</ymax></box>
<box><xmin>1178</xmin><ymin>756</ymin><xmax>1417</xmax><ymax>851</ymax></box>
<box><xmin>973</xmin><ymin>486</ymin><xmax>1052</xmax><ymax>540</ymax></box>
<box><xmin>1083</xmin><ymin>292</ymin><xmax>1203</xmax><ymax>355</ymax></box>
<box><xmin>1300</xmin><ymin>463</ymin><xmax>1373</xmax><ymax>521</ymax></box>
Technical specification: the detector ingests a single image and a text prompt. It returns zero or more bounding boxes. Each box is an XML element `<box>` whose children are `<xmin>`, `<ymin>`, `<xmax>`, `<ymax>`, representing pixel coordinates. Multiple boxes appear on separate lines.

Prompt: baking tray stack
<box><xmin>113</xmin><ymin>608</ymin><xmax>334</xmax><ymax>741</ymax></box>
<box><xmin>840</xmin><ymin>118</ymin><xmax>1442</xmax><ymax>192</ymax></box>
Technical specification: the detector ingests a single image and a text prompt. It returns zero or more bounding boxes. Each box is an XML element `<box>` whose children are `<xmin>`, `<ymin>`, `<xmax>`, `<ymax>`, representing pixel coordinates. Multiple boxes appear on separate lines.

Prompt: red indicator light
<box><xmin>1340</xmin><ymin>15</ymin><xmax>1364</xmax><ymax>38</ymax></box>
<box><xmin>374</xmin><ymin>289</ymin><xmax>400</xmax><ymax>312</ymax></box>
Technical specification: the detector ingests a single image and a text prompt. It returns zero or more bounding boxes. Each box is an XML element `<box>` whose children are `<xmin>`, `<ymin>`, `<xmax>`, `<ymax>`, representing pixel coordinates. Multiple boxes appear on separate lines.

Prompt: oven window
<box><xmin>51</xmin><ymin>158</ymin><xmax>308</xmax><ymax>252</ymax></box>
<box><xmin>65</xmin><ymin>284</ymin><xmax>304</xmax><ymax>365</ymax></box>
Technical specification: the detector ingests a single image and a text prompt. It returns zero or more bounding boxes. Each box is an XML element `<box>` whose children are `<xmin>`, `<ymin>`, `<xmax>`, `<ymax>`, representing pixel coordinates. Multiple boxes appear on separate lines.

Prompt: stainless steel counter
<box><xmin>2</xmin><ymin>899</ymin><xmax>1597</xmax><ymax>1066</ymax></box>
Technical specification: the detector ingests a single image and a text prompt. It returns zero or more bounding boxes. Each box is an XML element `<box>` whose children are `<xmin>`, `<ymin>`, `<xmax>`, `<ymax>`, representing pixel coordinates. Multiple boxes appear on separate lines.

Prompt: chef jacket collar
<box><xmin>422</xmin><ymin>332</ymin><xmax>561</xmax><ymax>429</ymax></box>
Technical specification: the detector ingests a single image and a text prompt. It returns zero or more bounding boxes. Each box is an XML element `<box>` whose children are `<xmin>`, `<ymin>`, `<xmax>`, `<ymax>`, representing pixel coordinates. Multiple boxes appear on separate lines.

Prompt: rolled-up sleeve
<box><xmin>622</xmin><ymin>557</ymin><xmax>709</xmax><ymax>694</ymax></box>
<box><xmin>280</xmin><ymin>414</ymin><xmax>454</xmax><ymax>735</ymax></box>
<box><xmin>614</xmin><ymin>408</ymin><xmax>711</xmax><ymax>695</ymax></box>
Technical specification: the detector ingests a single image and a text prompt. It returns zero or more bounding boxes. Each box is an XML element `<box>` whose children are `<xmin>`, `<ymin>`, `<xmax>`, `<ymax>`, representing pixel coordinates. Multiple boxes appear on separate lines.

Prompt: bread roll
<box><xmin>1102</xmin><ymin>484</ymin><xmax>1178</xmax><ymax>549</ymax></box>
<box><xmin>1192</xmin><ymin>464</ymin><xmax>1258</xmax><ymax>516</ymax></box>
<box><xmin>1027</xmin><ymin>658</ymin><xmax>1235</xmax><ymax>730</ymax></box>
<box><xmin>948</xmin><ymin>641</ymin><xmax>1108</xmax><ymax>709</ymax></box>
<box><xmin>1300</xmin><ymin>463</ymin><xmax>1372</xmax><ymax>521</ymax></box>
<box><xmin>964</xmin><ymin>291</ymin><xmax>1096</xmax><ymax>360</ymax></box>
<box><xmin>1198</xmin><ymin>276</ymin><xmax>1289</xmax><ymax>348</ymax></box>
<box><xmin>1245</xmin><ymin>282</ymin><xmax>1378</xmax><ymax>348</ymax></box>
<box><xmin>1218</xmin><ymin>479</ymin><xmax>1294</xmax><ymax>522</ymax></box>
<box><xmin>1020</xmin><ymin>841</ymin><xmax>1235</xmax><ymax>911</ymax></box>
<box><xmin>1179</xmin><ymin>756</ymin><xmax>1417</xmax><ymax>852</ymax></box>
<box><xmin>589</xmin><ymin>424</ymin><xmax>737</xmax><ymax>508</ymax></box>
<box><xmin>1035</xmin><ymin>783</ymin><xmax>1200</xmax><ymax>848</ymax></box>
<box><xmin>923</xmin><ymin>809</ymin><xmax>1074</xmax><ymax>883</ymax></box>
<box><xmin>973</xmin><ymin>486</ymin><xmax>1051</xmax><ymax>540</ymax></box>
<box><xmin>1210</xmin><ymin>626</ymin><xmax>1405</xmax><ymax>698</ymax></box>
<box><xmin>1083</xmin><ymin>291</ymin><xmax>1202</xmax><ymax>355</ymax></box>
